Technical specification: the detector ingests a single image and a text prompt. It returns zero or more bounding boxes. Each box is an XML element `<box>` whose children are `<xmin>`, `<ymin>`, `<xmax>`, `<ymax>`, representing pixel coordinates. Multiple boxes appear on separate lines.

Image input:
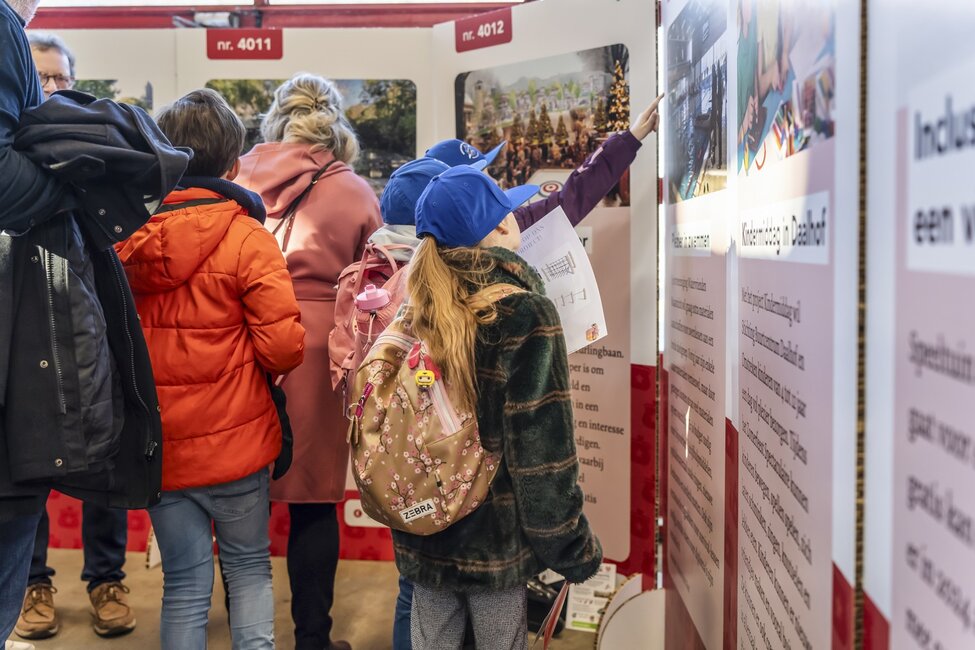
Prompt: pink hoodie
<box><xmin>238</xmin><ymin>142</ymin><xmax>381</xmax><ymax>503</ymax></box>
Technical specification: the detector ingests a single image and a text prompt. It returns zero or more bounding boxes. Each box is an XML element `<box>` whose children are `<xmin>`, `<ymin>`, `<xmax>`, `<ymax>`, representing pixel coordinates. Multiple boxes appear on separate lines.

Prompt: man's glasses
<box><xmin>38</xmin><ymin>74</ymin><xmax>74</xmax><ymax>90</ymax></box>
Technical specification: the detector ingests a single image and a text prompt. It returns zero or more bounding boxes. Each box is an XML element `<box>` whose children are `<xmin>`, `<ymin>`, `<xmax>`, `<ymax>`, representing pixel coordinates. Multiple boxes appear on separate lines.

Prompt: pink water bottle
<box><xmin>355</xmin><ymin>284</ymin><xmax>390</xmax><ymax>312</ymax></box>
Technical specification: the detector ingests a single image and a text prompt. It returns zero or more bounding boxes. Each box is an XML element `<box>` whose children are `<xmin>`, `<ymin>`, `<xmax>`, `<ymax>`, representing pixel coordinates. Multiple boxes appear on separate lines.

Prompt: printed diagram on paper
<box><xmin>517</xmin><ymin>207</ymin><xmax>607</xmax><ymax>354</ymax></box>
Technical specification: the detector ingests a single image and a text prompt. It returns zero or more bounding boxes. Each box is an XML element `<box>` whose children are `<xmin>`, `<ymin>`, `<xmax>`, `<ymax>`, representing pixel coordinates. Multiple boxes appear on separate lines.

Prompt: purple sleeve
<box><xmin>513</xmin><ymin>130</ymin><xmax>642</xmax><ymax>231</ymax></box>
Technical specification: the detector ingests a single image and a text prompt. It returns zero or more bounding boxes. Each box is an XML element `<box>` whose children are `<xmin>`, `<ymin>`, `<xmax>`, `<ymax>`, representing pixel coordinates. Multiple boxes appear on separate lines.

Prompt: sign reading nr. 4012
<box><xmin>206</xmin><ymin>29</ymin><xmax>283</xmax><ymax>60</ymax></box>
<box><xmin>455</xmin><ymin>7</ymin><xmax>513</xmax><ymax>53</ymax></box>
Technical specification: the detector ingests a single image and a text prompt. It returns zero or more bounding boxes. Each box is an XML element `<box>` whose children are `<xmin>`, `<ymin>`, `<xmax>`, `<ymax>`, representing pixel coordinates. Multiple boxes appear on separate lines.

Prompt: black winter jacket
<box><xmin>0</xmin><ymin>83</ymin><xmax>189</xmax><ymax>519</ymax></box>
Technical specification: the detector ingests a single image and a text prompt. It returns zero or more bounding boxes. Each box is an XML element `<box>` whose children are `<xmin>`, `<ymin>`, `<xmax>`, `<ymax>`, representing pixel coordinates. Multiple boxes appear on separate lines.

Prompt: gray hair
<box><xmin>28</xmin><ymin>32</ymin><xmax>76</xmax><ymax>78</ymax></box>
<box><xmin>260</xmin><ymin>73</ymin><xmax>360</xmax><ymax>165</ymax></box>
<box><xmin>7</xmin><ymin>0</ymin><xmax>40</xmax><ymax>24</ymax></box>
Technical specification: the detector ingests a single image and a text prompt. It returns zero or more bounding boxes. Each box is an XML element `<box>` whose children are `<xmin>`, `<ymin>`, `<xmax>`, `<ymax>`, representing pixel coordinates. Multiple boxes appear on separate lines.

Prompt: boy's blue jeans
<box><xmin>149</xmin><ymin>469</ymin><xmax>273</xmax><ymax>650</ymax></box>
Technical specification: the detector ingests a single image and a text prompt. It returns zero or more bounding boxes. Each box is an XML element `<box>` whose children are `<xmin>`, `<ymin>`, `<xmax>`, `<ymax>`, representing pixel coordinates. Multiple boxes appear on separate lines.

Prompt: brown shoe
<box><xmin>328</xmin><ymin>642</ymin><xmax>352</xmax><ymax>650</ymax></box>
<box><xmin>14</xmin><ymin>584</ymin><xmax>59</xmax><ymax>640</ymax></box>
<box><xmin>89</xmin><ymin>582</ymin><xmax>137</xmax><ymax>637</ymax></box>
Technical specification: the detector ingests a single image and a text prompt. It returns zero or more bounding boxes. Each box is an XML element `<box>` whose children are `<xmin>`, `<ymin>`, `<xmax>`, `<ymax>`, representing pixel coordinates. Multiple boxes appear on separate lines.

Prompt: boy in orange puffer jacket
<box><xmin>115</xmin><ymin>89</ymin><xmax>305</xmax><ymax>650</ymax></box>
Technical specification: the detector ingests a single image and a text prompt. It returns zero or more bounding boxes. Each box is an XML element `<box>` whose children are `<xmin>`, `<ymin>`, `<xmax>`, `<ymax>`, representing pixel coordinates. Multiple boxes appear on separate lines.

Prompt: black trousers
<box><xmin>30</xmin><ymin>503</ymin><xmax>127</xmax><ymax>592</ymax></box>
<box><xmin>288</xmin><ymin>502</ymin><xmax>340</xmax><ymax>650</ymax></box>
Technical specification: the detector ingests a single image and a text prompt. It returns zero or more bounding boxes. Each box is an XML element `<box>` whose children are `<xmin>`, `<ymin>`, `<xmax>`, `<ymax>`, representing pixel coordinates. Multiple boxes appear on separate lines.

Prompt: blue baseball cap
<box><xmin>425</xmin><ymin>139</ymin><xmax>507</xmax><ymax>168</ymax></box>
<box><xmin>416</xmin><ymin>165</ymin><xmax>539</xmax><ymax>248</ymax></box>
<box><xmin>380</xmin><ymin>158</ymin><xmax>451</xmax><ymax>225</ymax></box>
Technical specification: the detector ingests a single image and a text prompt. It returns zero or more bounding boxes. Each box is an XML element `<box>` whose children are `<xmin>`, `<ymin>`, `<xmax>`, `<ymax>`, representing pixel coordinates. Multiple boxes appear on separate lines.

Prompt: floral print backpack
<box><xmin>346</xmin><ymin>283</ymin><xmax>523</xmax><ymax>535</ymax></box>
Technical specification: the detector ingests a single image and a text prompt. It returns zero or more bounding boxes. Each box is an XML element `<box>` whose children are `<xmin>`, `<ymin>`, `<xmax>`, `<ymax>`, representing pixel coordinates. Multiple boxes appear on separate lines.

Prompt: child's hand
<box><xmin>630</xmin><ymin>94</ymin><xmax>663</xmax><ymax>141</ymax></box>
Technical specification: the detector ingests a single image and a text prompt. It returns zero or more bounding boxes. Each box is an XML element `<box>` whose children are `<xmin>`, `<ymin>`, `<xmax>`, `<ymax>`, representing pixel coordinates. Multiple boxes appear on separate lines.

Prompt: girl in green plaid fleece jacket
<box><xmin>395</xmin><ymin>165</ymin><xmax>601</xmax><ymax>648</ymax></box>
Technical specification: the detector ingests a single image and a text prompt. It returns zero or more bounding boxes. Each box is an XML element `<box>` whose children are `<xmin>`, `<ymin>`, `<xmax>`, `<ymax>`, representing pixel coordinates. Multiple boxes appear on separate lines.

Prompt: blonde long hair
<box><xmin>260</xmin><ymin>73</ymin><xmax>360</xmax><ymax>164</ymax></box>
<box><xmin>407</xmin><ymin>238</ymin><xmax>500</xmax><ymax>407</ymax></box>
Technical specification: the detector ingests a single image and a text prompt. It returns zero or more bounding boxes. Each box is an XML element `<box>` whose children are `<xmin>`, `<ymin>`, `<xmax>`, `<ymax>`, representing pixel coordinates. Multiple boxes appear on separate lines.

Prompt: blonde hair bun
<box><xmin>261</xmin><ymin>73</ymin><xmax>360</xmax><ymax>164</ymax></box>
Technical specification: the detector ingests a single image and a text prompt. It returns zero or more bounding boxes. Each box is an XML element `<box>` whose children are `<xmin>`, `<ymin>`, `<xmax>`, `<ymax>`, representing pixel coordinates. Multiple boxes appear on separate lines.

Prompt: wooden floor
<box><xmin>6</xmin><ymin>549</ymin><xmax>594</xmax><ymax>650</ymax></box>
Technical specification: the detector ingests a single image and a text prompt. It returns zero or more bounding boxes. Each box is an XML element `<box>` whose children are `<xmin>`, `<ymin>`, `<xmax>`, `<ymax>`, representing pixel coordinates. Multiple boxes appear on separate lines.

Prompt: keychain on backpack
<box><xmin>408</xmin><ymin>342</ymin><xmax>441</xmax><ymax>389</ymax></box>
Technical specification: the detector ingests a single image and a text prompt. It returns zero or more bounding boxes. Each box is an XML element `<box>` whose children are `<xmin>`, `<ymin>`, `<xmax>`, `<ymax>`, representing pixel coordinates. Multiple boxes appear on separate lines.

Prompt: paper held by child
<box><xmin>517</xmin><ymin>206</ymin><xmax>607</xmax><ymax>354</ymax></box>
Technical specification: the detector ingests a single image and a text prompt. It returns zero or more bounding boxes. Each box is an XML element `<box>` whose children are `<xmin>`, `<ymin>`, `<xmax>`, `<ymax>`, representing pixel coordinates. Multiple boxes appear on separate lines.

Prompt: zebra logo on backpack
<box><xmin>346</xmin><ymin>284</ymin><xmax>524</xmax><ymax>535</ymax></box>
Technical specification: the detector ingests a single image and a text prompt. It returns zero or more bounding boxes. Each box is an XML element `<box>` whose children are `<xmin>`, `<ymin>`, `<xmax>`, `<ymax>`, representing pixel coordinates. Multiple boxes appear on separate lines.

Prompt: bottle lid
<box><xmin>355</xmin><ymin>284</ymin><xmax>391</xmax><ymax>311</ymax></box>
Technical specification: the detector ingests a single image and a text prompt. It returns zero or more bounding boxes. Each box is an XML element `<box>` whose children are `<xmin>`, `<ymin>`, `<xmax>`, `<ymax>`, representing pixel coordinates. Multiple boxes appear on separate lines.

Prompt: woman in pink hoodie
<box><xmin>236</xmin><ymin>73</ymin><xmax>381</xmax><ymax>650</ymax></box>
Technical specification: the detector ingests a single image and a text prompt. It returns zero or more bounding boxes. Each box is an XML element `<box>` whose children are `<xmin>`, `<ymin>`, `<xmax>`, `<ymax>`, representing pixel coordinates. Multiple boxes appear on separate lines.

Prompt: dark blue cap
<box><xmin>425</xmin><ymin>139</ymin><xmax>506</xmax><ymax>167</ymax></box>
<box><xmin>416</xmin><ymin>165</ymin><xmax>539</xmax><ymax>248</ymax></box>
<box><xmin>380</xmin><ymin>158</ymin><xmax>451</xmax><ymax>225</ymax></box>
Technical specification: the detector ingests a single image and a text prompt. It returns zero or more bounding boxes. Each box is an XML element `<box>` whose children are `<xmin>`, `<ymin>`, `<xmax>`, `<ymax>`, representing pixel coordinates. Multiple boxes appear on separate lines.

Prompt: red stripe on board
<box><xmin>862</xmin><ymin>590</ymin><xmax>890</xmax><ymax>650</ymax></box>
<box><xmin>659</xmin><ymin>363</ymin><xmax>670</xmax><ymax>589</ymax></box>
<box><xmin>615</xmin><ymin>363</ymin><xmax>657</xmax><ymax>578</ymax></box>
<box><xmin>724</xmin><ymin>419</ymin><xmax>739</xmax><ymax>650</ymax></box>
<box><xmin>832</xmin><ymin>564</ymin><xmax>854</xmax><ymax>650</ymax></box>
<box><xmin>665</xmin><ymin>572</ymin><xmax>709</xmax><ymax>650</ymax></box>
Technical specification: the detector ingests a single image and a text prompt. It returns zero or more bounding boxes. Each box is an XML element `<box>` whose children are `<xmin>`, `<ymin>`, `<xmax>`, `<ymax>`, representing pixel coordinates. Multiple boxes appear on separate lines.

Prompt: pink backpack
<box><xmin>328</xmin><ymin>243</ymin><xmax>413</xmax><ymax>393</ymax></box>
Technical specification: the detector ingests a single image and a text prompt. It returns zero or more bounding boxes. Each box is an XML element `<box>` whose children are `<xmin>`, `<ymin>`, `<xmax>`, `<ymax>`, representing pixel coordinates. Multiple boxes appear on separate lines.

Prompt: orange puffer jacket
<box><xmin>115</xmin><ymin>187</ymin><xmax>305</xmax><ymax>491</ymax></box>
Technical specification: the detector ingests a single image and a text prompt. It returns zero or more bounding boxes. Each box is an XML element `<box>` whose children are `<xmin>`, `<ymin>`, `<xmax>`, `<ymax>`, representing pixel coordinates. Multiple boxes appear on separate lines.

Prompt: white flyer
<box><xmin>517</xmin><ymin>206</ymin><xmax>607</xmax><ymax>354</ymax></box>
<box><xmin>566</xmin><ymin>584</ymin><xmax>609</xmax><ymax>634</ymax></box>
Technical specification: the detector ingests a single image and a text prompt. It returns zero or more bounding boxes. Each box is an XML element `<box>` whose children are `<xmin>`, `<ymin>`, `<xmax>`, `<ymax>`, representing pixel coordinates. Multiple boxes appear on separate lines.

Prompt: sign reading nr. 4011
<box><xmin>455</xmin><ymin>7</ymin><xmax>513</xmax><ymax>53</ymax></box>
<box><xmin>206</xmin><ymin>29</ymin><xmax>283</xmax><ymax>60</ymax></box>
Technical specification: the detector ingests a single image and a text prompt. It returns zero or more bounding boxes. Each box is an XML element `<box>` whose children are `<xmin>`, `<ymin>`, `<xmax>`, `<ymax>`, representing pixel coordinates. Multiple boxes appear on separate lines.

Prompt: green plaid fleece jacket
<box><xmin>392</xmin><ymin>246</ymin><xmax>602</xmax><ymax>592</ymax></box>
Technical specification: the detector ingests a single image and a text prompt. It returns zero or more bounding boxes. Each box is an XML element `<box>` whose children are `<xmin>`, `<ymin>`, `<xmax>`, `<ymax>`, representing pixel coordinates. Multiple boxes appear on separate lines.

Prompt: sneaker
<box><xmin>6</xmin><ymin>641</ymin><xmax>37</xmax><ymax>650</ymax></box>
<box><xmin>89</xmin><ymin>581</ymin><xmax>137</xmax><ymax>637</ymax></box>
<box><xmin>14</xmin><ymin>584</ymin><xmax>59</xmax><ymax>640</ymax></box>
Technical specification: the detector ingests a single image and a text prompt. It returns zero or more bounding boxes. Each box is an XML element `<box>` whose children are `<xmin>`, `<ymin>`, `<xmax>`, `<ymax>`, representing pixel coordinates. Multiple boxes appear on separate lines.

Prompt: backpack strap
<box><xmin>271</xmin><ymin>160</ymin><xmax>338</xmax><ymax>252</ymax></box>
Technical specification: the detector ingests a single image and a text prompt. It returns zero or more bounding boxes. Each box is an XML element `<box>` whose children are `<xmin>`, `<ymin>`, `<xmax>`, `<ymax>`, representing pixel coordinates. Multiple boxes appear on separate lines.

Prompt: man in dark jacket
<box><xmin>0</xmin><ymin>0</ymin><xmax>74</xmax><ymax>639</ymax></box>
<box><xmin>12</xmin><ymin>31</ymin><xmax>138</xmax><ymax>643</ymax></box>
<box><xmin>1</xmin><ymin>0</ymin><xmax>185</xmax><ymax>640</ymax></box>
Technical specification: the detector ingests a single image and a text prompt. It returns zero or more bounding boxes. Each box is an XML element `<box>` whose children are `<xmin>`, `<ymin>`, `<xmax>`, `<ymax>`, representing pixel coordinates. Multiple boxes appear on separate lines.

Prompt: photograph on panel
<box><xmin>74</xmin><ymin>79</ymin><xmax>153</xmax><ymax>110</ymax></box>
<box><xmin>455</xmin><ymin>44</ymin><xmax>631</xmax><ymax>206</ymax></box>
<box><xmin>666</xmin><ymin>0</ymin><xmax>729</xmax><ymax>203</ymax></box>
<box><xmin>206</xmin><ymin>78</ymin><xmax>417</xmax><ymax>195</ymax></box>
<box><xmin>737</xmin><ymin>0</ymin><xmax>836</xmax><ymax>175</ymax></box>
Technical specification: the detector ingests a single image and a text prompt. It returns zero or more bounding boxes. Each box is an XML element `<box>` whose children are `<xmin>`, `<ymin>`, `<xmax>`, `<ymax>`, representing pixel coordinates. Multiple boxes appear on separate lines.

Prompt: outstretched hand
<box><xmin>630</xmin><ymin>93</ymin><xmax>663</xmax><ymax>141</ymax></box>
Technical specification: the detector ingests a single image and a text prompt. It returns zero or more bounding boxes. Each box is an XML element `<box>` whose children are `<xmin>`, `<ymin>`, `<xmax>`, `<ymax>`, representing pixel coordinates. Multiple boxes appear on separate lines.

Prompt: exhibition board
<box><xmin>431</xmin><ymin>0</ymin><xmax>659</xmax><ymax>579</ymax></box>
<box><xmin>864</xmin><ymin>3</ymin><xmax>975</xmax><ymax>649</ymax></box>
<box><xmin>662</xmin><ymin>0</ymin><xmax>860</xmax><ymax>647</ymax></box>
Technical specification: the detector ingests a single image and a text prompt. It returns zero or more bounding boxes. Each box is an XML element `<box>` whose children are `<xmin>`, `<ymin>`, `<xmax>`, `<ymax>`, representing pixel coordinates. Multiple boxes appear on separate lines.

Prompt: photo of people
<box><xmin>206</xmin><ymin>78</ymin><xmax>417</xmax><ymax>194</ymax></box>
<box><xmin>666</xmin><ymin>0</ymin><xmax>728</xmax><ymax>203</ymax></box>
<box><xmin>737</xmin><ymin>0</ymin><xmax>836</xmax><ymax>175</ymax></box>
<box><xmin>455</xmin><ymin>44</ymin><xmax>632</xmax><ymax>207</ymax></box>
<box><xmin>74</xmin><ymin>79</ymin><xmax>153</xmax><ymax>110</ymax></box>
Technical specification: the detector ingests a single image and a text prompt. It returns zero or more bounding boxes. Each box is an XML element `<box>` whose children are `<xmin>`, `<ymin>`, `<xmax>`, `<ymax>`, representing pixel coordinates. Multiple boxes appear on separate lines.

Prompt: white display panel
<box><xmin>38</xmin><ymin>29</ymin><xmax>178</xmax><ymax>111</ymax></box>
<box><xmin>662</xmin><ymin>0</ymin><xmax>860</xmax><ymax>646</ymax></box>
<box><xmin>864</xmin><ymin>3</ymin><xmax>975</xmax><ymax>648</ymax></box>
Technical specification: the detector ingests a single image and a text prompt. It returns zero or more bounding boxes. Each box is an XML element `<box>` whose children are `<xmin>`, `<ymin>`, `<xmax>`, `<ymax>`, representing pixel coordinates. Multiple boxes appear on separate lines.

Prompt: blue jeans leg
<box><xmin>81</xmin><ymin>502</ymin><xmax>128</xmax><ymax>591</ymax></box>
<box><xmin>0</xmin><ymin>512</ymin><xmax>44</xmax><ymax>639</ymax></box>
<box><xmin>393</xmin><ymin>576</ymin><xmax>414</xmax><ymax>650</ymax></box>
<box><xmin>149</xmin><ymin>488</ymin><xmax>217</xmax><ymax>650</ymax></box>
<box><xmin>209</xmin><ymin>470</ymin><xmax>273</xmax><ymax>650</ymax></box>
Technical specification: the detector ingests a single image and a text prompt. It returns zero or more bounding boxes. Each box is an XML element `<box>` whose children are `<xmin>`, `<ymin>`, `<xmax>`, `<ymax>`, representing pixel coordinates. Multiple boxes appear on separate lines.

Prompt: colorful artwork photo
<box><xmin>74</xmin><ymin>79</ymin><xmax>153</xmax><ymax>110</ymax></box>
<box><xmin>206</xmin><ymin>79</ymin><xmax>417</xmax><ymax>194</ymax></box>
<box><xmin>666</xmin><ymin>0</ymin><xmax>728</xmax><ymax>203</ymax></box>
<box><xmin>455</xmin><ymin>44</ymin><xmax>631</xmax><ymax>207</ymax></box>
<box><xmin>737</xmin><ymin>0</ymin><xmax>836</xmax><ymax>175</ymax></box>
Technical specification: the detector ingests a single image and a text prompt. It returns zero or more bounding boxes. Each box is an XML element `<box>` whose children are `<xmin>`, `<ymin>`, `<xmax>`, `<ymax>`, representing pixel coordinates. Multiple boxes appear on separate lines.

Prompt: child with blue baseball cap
<box><xmin>393</xmin><ymin>164</ymin><xmax>601</xmax><ymax>649</ymax></box>
<box><xmin>379</xmin><ymin>96</ymin><xmax>662</xmax><ymax>650</ymax></box>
